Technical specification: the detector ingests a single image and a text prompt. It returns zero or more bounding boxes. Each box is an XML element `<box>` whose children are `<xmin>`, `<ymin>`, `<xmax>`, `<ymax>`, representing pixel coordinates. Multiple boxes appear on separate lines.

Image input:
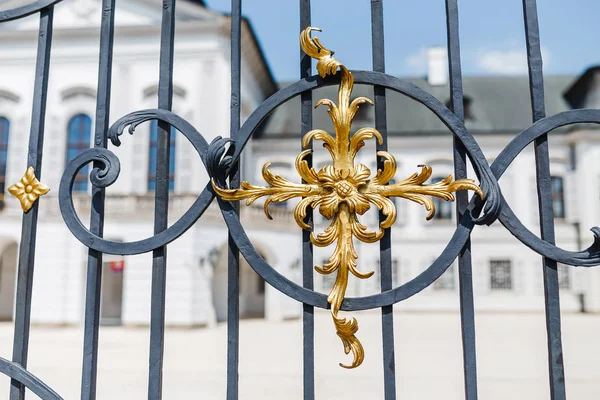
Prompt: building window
<box><xmin>392</xmin><ymin>259</ymin><xmax>399</xmax><ymax>286</ymax></box>
<box><xmin>353</xmin><ymin>104</ymin><xmax>372</xmax><ymax>123</ymax></box>
<box><xmin>0</xmin><ymin>117</ymin><xmax>9</xmax><ymax>210</ymax></box>
<box><xmin>290</xmin><ymin>258</ymin><xmax>301</xmax><ymax>270</ymax></box>
<box><xmin>148</xmin><ymin>120</ymin><xmax>176</xmax><ymax>192</ymax></box>
<box><xmin>431</xmin><ymin>176</ymin><xmax>453</xmax><ymax>220</ymax></box>
<box><xmin>389</xmin><ymin>178</ymin><xmax>397</xmax><ymax>209</ymax></box>
<box><xmin>268</xmin><ymin>162</ymin><xmax>292</xmax><ymax>209</ymax></box>
<box><xmin>322</xmin><ymin>258</ymin><xmax>335</xmax><ymax>289</ymax></box>
<box><xmin>270</xmin><ymin>201</ymin><xmax>288</xmax><ymax>209</ymax></box>
<box><xmin>66</xmin><ymin>114</ymin><xmax>92</xmax><ymax>192</ymax></box>
<box><xmin>257</xmin><ymin>276</ymin><xmax>265</xmax><ymax>294</ymax></box>
<box><xmin>434</xmin><ymin>263</ymin><xmax>456</xmax><ymax>290</ymax></box>
<box><xmin>490</xmin><ymin>260</ymin><xmax>512</xmax><ymax>291</ymax></box>
<box><xmin>558</xmin><ymin>264</ymin><xmax>570</xmax><ymax>290</ymax></box>
<box><xmin>374</xmin><ymin>258</ymin><xmax>399</xmax><ymax>288</ymax></box>
<box><xmin>463</xmin><ymin>96</ymin><xmax>475</xmax><ymax>121</ymax></box>
<box><xmin>551</xmin><ymin>176</ymin><xmax>565</xmax><ymax>219</ymax></box>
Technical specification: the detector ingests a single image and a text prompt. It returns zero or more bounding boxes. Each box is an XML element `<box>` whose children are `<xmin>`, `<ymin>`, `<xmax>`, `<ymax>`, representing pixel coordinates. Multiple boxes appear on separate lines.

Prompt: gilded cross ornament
<box><xmin>212</xmin><ymin>27</ymin><xmax>484</xmax><ymax>368</ymax></box>
<box><xmin>8</xmin><ymin>166</ymin><xmax>50</xmax><ymax>212</ymax></box>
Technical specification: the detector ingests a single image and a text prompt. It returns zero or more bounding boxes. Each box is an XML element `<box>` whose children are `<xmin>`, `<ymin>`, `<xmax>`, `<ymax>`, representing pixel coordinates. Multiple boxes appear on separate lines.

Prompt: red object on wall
<box><xmin>109</xmin><ymin>260</ymin><xmax>125</xmax><ymax>273</ymax></box>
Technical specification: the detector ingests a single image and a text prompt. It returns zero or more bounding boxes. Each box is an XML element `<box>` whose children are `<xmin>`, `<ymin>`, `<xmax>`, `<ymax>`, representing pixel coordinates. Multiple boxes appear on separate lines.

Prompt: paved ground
<box><xmin>0</xmin><ymin>310</ymin><xmax>599</xmax><ymax>399</ymax></box>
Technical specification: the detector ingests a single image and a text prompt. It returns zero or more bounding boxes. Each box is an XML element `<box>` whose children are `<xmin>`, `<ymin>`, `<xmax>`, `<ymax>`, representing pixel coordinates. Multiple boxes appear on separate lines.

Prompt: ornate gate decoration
<box><xmin>213</xmin><ymin>27</ymin><xmax>484</xmax><ymax>368</ymax></box>
<box><xmin>1</xmin><ymin>0</ymin><xmax>600</xmax><ymax>399</ymax></box>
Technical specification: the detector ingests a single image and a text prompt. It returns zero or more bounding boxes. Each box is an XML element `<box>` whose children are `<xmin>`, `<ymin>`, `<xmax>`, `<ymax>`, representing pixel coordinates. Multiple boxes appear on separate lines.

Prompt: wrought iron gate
<box><xmin>0</xmin><ymin>0</ymin><xmax>599</xmax><ymax>399</ymax></box>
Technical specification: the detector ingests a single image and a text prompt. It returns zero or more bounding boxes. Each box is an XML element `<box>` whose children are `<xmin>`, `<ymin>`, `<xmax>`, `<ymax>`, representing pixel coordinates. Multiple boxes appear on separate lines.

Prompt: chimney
<box><xmin>427</xmin><ymin>47</ymin><xmax>448</xmax><ymax>86</ymax></box>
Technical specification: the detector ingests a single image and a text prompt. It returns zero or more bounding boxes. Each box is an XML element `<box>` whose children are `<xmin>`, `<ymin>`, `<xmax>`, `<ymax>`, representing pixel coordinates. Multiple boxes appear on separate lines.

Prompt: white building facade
<box><xmin>0</xmin><ymin>0</ymin><xmax>598</xmax><ymax>327</ymax></box>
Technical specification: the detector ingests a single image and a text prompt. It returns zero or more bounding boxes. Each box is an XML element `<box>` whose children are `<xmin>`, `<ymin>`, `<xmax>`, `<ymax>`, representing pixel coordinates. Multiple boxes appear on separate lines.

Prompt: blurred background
<box><xmin>0</xmin><ymin>0</ymin><xmax>599</xmax><ymax>398</ymax></box>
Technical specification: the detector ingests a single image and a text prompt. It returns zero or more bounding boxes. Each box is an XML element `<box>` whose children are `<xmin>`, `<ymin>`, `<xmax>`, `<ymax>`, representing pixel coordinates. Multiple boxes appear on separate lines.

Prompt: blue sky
<box><xmin>205</xmin><ymin>0</ymin><xmax>600</xmax><ymax>82</ymax></box>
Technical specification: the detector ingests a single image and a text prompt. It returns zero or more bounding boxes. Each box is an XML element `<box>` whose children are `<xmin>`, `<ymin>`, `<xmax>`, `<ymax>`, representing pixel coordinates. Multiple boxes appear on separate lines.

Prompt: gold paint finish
<box><xmin>213</xmin><ymin>27</ymin><xmax>484</xmax><ymax>368</ymax></box>
<box><xmin>8</xmin><ymin>166</ymin><xmax>50</xmax><ymax>213</ymax></box>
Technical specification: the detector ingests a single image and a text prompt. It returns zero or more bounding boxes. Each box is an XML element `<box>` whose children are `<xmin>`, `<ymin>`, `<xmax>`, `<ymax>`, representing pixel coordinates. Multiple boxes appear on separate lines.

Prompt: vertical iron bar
<box><xmin>371</xmin><ymin>2</ymin><xmax>396</xmax><ymax>399</ymax></box>
<box><xmin>80</xmin><ymin>0</ymin><xmax>116</xmax><ymax>398</ymax></box>
<box><xmin>148</xmin><ymin>0</ymin><xmax>175</xmax><ymax>397</ymax></box>
<box><xmin>227</xmin><ymin>0</ymin><xmax>241</xmax><ymax>399</ymax></box>
<box><xmin>522</xmin><ymin>1</ymin><xmax>566</xmax><ymax>398</ymax></box>
<box><xmin>10</xmin><ymin>7</ymin><xmax>53</xmax><ymax>400</ymax></box>
<box><xmin>445</xmin><ymin>1</ymin><xmax>478</xmax><ymax>398</ymax></box>
<box><xmin>299</xmin><ymin>2</ymin><xmax>314</xmax><ymax>400</ymax></box>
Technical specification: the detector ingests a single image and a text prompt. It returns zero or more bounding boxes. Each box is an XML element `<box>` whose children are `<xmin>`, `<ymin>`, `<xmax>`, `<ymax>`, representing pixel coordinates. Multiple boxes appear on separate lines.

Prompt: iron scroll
<box><xmin>56</xmin><ymin>26</ymin><xmax>600</xmax><ymax>371</ymax></box>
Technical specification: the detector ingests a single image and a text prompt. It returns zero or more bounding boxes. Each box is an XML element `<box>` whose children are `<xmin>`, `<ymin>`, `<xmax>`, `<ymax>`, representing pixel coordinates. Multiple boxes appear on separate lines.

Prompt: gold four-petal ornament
<box><xmin>8</xmin><ymin>166</ymin><xmax>50</xmax><ymax>212</ymax></box>
<box><xmin>213</xmin><ymin>27</ymin><xmax>484</xmax><ymax>368</ymax></box>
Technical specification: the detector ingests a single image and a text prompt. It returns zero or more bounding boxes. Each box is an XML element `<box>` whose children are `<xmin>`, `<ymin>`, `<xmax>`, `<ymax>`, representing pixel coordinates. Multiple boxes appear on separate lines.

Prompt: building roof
<box><xmin>258</xmin><ymin>74</ymin><xmax>580</xmax><ymax>138</ymax></box>
<box><xmin>240</xmin><ymin>16</ymin><xmax>278</xmax><ymax>97</ymax></box>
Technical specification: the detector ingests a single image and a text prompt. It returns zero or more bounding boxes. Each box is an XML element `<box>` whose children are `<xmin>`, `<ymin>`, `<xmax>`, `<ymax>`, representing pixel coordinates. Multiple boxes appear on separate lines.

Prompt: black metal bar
<box><xmin>1</xmin><ymin>358</ymin><xmax>63</xmax><ymax>400</ymax></box>
<box><xmin>371</xmin><ymin>2</ymin><xmax>396</xmax><ymax>399</ymax></box>
<box><xmin>10</xmin><ymin>7</ymin><xmax>53</xmax><ymax>400</ymax></box>
<box><xmin>445</xmin><ymin>1</ymin><xmax>478</xmax><ymax>399</ymax></box>
<box><xmin>148</xmin><ymin>0</ymin><xmax>176</xmax><ymax>397</ymax></box>
<box><xmin>299</xmin><ymin>2</ymin><xmax>314</xmax><ymax>400</ymax></box>
<box><xmin>522</xmin><ymin>1</ymin><xmax>566</xmax><ymax>398</ymax></box>
<box><xmin>0</xmin><ymin>0</ymin><xmax>61</xmax><ymax>23</ymax></box>
<box><xmin>80</xmin><ymin>0</ymin><xmax>116</xmax><ymax>398</ymax></box>
<box><xmin>227</xmin><ymin>0</ymin><xmax>241</xmax><ymax>399</ymax></box>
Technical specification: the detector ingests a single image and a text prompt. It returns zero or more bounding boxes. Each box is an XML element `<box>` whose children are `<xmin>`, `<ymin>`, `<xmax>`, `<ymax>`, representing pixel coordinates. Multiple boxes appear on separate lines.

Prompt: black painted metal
<box><xmin>10</xmin><ymin>7</ymin><xmax>53</xmax><ymax>400</ymax></box>
<box><xmin>148</xmin><ymin>0</ymin><xmax>177</xmax><ymax>396</ymax></box>
<box><xmin>522</xmin><ymin>1</ymin><xmax>566</xmax><ymax>398</ymax></box>
<box><xmin>445</xmin><ymin>1</ymin><xmax>478</xmax><ymax>398</ymax></box>
<box><xmin>0</xmin><ymin>0</ymin><xmax>62</xmax><ymax>22</ymax></box>
<box><xmin>80</xmin><ymin>0</ymin><xmax>116</xmax><ymax>397</ymax></box>
<box><xmin>299</xmin><ymin>2</ymin><xmax>315</xmax><ymax>400</ymax></box>
<box><xmin>0</xmin><ymin>358</ymin><xmax>63</xmax><ymax>400</ymax></box>
<box><xmin>2</xmin><ymin>0</ymin><xmax>599</xmax><ymax>398</ymax></box>
<box><xmin>227</xmin><ymin>1</ymin><xmax>242</xmax><ymax>399</ymax></box>
<box><xmin>370</xmin><ymin>2</ymin><xmax>396</xmax><ymax>399</ymax></box>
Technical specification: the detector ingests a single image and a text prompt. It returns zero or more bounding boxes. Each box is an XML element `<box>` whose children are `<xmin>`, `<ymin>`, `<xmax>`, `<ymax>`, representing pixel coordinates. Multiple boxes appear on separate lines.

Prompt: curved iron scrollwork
<box><xmin>208</xmin><ymin>28</ymin><xmax>600</xmax><ymax>368</ymax></box>
<box><xmin>490</xmin><ymin>109</ymin><xmax>600</xmax><ymax>265</ymax></box>
<box><xmin>213</xmin><ymin>27</ymin><xmax>486</xmax><ymax>368</ymax></box>
<box><xmin>57</xmin><ymin>26</ymin><xmax>600</xmax><ymax>371</ymax></box>
<box><xmin>59</xmin><ymin>110</ymin><xmax>215</xmax><ymax>255</ymax></box>
<box><xmin>0</xmin><ymin>357</ymin><xmax>63</xmax><ymax>400</ymax></box>
<box><xmin>207</xmin><ymin>136</ymin><xmax>236</xmax><ymax>188</ymax></box>
<box><xmin>0</xmin><ymin>0</ymin><xmax>63</xmax><ymax>22</ymax></box>
<box><xmin>1</xmin><ymin>0</ymin><xmax>595</xmax><ymax>395</ymax></box>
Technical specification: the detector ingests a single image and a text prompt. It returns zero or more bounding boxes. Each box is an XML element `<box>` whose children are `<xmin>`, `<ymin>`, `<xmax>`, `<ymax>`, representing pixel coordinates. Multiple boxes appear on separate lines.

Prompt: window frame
<box><xmin>551</xmin><ymin>175</ymin><xmax>565</xmax><ymax>219</ymax></box>
<box><xmin>391</xmin><ymin>258</ymin><xmax>400</xmax><ymax>287</ymax></box>
<box><xmin>147</xmin><ymin>120</ymin><xmax>176</xmax><ymax>192</ymax></box>
<box><xmin>0</xmin><ymin>117</ymin><xmax>9</xmax><ymax>209</ymax></box>
<box><xmin>558</xmin><ymin>263</ymin><xmax>571</xmax><ymax>290</ymax></box>
<box><xmin>434</xmin><ymin>262</ymin><xmax>456</xmax><ymax>290</ymax></box>
<box><xmin>265</xmin><ymin>161</ymin><xmax>293</xmax><ymax>209</ymax></box>
<box><xmin>66</xmin><ymin>114</ymin><xmax>92</xmax><ymax>192</ymax></box>
<box><xmin>489</xmin><ymin>259</ymin><xmax>513</xmax><ymax>291</ymax></box>
<box><xmin>321</xmin><ymin>258</ymin><xmax>336</xmax><ymax>289</ymax></box>
<box><xmin>431</xmin><ymin>175</ymin><xmax>453</xmax><ymax>221</ymax></box>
